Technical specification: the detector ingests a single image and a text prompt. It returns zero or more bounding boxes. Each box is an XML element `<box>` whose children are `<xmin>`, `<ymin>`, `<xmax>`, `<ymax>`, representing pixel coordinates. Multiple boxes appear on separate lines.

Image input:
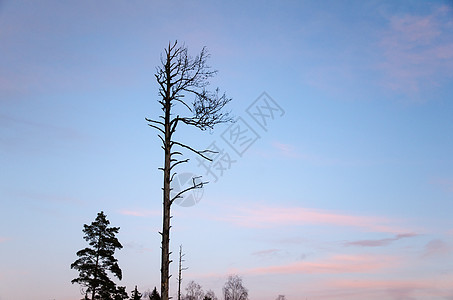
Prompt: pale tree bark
<box><xmin>147</xmin><ymin>41</ymin><xmax>231</xmax><ymax>300</ymax></box>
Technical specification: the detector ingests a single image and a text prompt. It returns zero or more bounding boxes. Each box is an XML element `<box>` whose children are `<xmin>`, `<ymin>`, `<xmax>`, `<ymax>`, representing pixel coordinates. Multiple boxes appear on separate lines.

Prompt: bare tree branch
<box><xmin>172</xmin><ymin>141</ymin><xmax>216</xmax><ymax>161</ymax></box>
<box><xmin>170</xmin><ymin>158</ymin><xmax>190</xmax><ymax>171</ymax></box>
<box><xmin>170</xmin><ymin>176</ymin><xmax>208</xmax><ymax>204</ymax></box>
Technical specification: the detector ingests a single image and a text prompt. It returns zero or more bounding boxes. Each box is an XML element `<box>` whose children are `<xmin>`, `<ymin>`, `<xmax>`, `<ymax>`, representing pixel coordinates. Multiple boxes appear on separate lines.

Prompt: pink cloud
<box><xmin>327</xmin><ymin>276</ymin><xmax>453</xmax><ymax>299</ymax></box>
<box><xmin>119</xmin><ymin>209</ymin><xmax>161</xmax><ymax>217</ymax></box>
<box><xmin>378</xmin><ymin>6</ymin><xmax>453</xmax><ymax>96</ymax></box>
<box><xmin>389</xmin><ymin>15</ymin><xmax>440</xmax><ymax>45</ymax></box>
<box><xmin>188</xmin><ymin>265</ymin><xmax>453</xmax><ymax>300</ymax></box>
<box><xmin>246</xmin><ymin>254</ymin><xmax>396</xmax><ymax>276</ymax></box>
<box><xmin>422</xmin><ymin>239</ymin><xmax>450</xmax><ymax>258</ymax></box>
<box><xmin>217</xmin><ymin>204</ymin><xmax>408</xmax><ymax>234</ymax></box>
<box><xmin>0</xmin><ymin>237</ymin><xmax>8</xmax><ymax>243</ymax></box>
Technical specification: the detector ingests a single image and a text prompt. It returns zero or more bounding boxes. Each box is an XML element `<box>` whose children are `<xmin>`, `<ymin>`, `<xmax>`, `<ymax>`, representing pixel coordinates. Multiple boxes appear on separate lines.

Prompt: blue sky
<box><xmin>1</xmin><ymin>1</ymin><xmax>453</xmax><ymax>299</ymax></box>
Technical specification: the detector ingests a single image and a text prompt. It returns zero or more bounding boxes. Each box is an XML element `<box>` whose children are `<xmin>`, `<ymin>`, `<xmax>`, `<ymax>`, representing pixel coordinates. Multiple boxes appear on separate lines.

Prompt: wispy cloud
<box><xmin>251</xmin><ymin>248</ymin><xmax>281</xmax><ymax>257</ymax></box>
<box><xmin>216</xmin><ymin>204</ymin><xmax>408</xmax><ymax>234</ymax></box>
<box><xmin>270</xmin><ymin>141</ymin><xmax>367</xmax><ymax>167</ymax></box>
<box><xmin>123</xmin><ymin>241</ymin><xmax>153</xmax><ymax>253</ymax></box>
<box><xmin>272</xmin><ymin>142</ymin><xmax>300</xmax><ymax>158</ymax></box>
<box><xmin>246</xmin><ymin>254</ymin><xmax>395</xmax><ymax>276</ymax></box>
<box><xmin>430</xmin><ymin>178</ymin><xmax>453</xmax><ymax>193</ymax></box>
<box><xmin>119</xmin><ymin>209</ymin><xmax>161</xmax><ymax>217</ymax></box>
<box><xmin>0</xmin><ymin>237</ymin><xmax>9</xmax><ymax>243</ymax></box>
<box><xmin>0</xmin><ymin>114</ymin><xmax>84</xmax><ymax>154</ymax></box>
<box><xmin>378</xmin><ymin>5</ymin><xmax>453</xmax><ymax>97</ymax></box>
<box><xmin>422</xmin><ymin>239</ymin><xmax>450</xmax><ymax>258</ymax></box>
<box><xmin>326</xmin><ymin>276</ymin><xmax>453</xmax><ymax>300</ymax></box>
<box><xmin>345</xmin><ymin>233</ymin><xmax>418</xmax><ymax>247</ymax></box>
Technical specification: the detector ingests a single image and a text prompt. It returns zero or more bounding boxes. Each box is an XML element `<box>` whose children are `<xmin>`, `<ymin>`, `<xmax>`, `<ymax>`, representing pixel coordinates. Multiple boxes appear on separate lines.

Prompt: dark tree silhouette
<box><xmin>223</xmin><ymin>275</ymin><xmax>248</xmax><ymax>300</ymax></box>
<box><xmin>108</xmin><ymin>286</ymin><xmax>128</xmax><ymax>300</ymax></box>
<box><xmin>149</xmin><ymin>287</ymin><xmax>161</xmax><ymax>300</ymax></box>
<box><xmin>71</xmin><ymin>211</ymin><xmax>124</xmax><ymax>300</ymax></box>
<box><xmin>146</xmin><ymin>41</ymin><xmax>231</xmax><ymax>300</ymax></box>
<box><xmin>204</xmin><ymin>290</ymin><xmax>218</xmax><ymax>300</ymax></box>
<box><xmin>129</xmin><ymin>286</ymin><xmax>142</xmax><ymax>300</ymax></box>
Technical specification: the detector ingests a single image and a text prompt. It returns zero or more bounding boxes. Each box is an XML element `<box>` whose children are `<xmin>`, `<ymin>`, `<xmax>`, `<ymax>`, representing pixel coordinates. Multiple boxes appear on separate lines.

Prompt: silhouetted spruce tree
<box><xmin>71</xmin><ymin>211</ymin><xmax>124</xmax><ymax>300</ymax></box>
<box><xmin>130</xmin><ymin>285</ymin><xmax>142</xmax><ymax>300</ymax></box>
<box><xmin>98</xmin><ymin>285</ymin><xmax>128</xmax><ymax>300</ymax></box>
<box><xmin>149</xmin><ymin>287</ymin><xmax>161</xmax><ymax>300</ymax></box>
<box><xmin>146</xmin><ymin>41</ymin><xmax>231</xmax><ymax>300</ymax></box>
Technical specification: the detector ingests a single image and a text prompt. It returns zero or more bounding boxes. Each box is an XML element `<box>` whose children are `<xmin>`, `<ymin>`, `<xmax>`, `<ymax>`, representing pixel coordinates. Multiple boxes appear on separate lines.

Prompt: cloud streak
<box><xmin>246</xmin><ymin>254</ymin><xmax>396</xmax><ymax>276</ymax></box>
<box><xmin>422</xmin><ymin>239</ymin><xmax>450</xmax><ymax>258</ymax></box>
<box><xmin>216</xmin><ymin>204</ymin><xmax>408</xmax><ymax>234</ymax></box>
<box><xmin>326</xmin><ymin>276</ymin><xmax>453</xmax><ymax>300</ymax></box>
<box><xmin>123</xmin><ymin>241</ymin><xmax>153</xmax><ymax>253</ymax></box>
<box><xmin>251</xmin><ymin>249</ymin><xmax>281</xmax><ymax>257</ymax></box>
<box><xmin>345</xmin><ymin>233</ymin><xmax>418</xmax><ymax>247</ymax></box>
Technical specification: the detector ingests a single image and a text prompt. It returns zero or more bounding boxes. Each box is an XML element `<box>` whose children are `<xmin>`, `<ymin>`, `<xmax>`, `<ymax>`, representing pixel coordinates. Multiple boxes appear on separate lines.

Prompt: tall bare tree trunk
<box><xmin>161</xmin><ymin>48</ymin><xmax>172</xmax><ymax>300</ymax></box>
<box><xmin>148</xmin><ymin>41</ymin><xmax>231</xmax><ymax>300</ymax></box>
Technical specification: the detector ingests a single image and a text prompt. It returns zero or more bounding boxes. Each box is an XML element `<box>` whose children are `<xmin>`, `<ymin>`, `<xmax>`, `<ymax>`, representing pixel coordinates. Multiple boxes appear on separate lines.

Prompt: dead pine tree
<box><xmin>177</xmin><ymin>245</ymin><xmax>188</xmax><ymax>300</ymax></box>
<box><xmin>146</xmin><ymin>41</ymin><xmax>232</xmax><ymax>300</ymax></box>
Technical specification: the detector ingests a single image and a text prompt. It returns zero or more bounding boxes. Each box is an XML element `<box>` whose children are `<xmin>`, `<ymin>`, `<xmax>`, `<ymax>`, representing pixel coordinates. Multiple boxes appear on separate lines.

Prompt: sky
<box><xmin>1</xmin><ymin>0</ymin><xmax>453</xmax><ymax>299</ymax></box>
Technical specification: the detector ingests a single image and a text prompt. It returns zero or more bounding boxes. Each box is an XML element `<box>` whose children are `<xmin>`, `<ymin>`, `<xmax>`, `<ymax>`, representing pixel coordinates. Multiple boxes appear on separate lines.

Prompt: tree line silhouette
<box><xmin>71</xmin><ymin>211</ymin><xmax>255</xmax><ymax>300</ymax></box>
